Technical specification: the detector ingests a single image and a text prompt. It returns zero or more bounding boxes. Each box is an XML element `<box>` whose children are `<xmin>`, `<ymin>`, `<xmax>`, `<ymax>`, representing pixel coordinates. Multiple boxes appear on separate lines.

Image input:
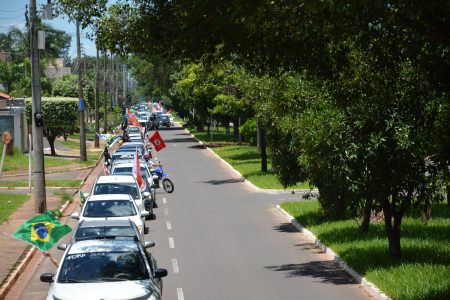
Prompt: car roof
<box><xmin>96</xmin><ymin>175</ymin><xmax>136</xmax><ymax>183</ymax></box>
<box><xmin>68</xmin><ymin>239</ymin><xmax>139</xmax><ymax>254</ymax></box>
<box><xmin>120</xmin><ymin>142</ymin><xmax>145</xmax><ymax>147</ymax></box>
<box><xmin>88</xmin><ymin>194</ymin><xmax>132</xmax><ymax>201</ymax></box>
<box><xmin>113</xmin><ymin>162</ymin><xmax>147</xmax><ymax>168</ymax></box>
<box><xmin>79</xmin><ymin>219</ymin><xmax>131</xmax><ymax>228</ymax></box>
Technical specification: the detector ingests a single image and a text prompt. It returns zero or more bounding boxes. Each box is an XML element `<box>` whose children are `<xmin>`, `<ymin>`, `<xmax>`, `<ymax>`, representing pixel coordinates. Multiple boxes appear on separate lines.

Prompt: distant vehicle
<box><xmin>70</xmin><ymin>194</ymin><xmax>148</xmax><ymax>236</ymax></box>
<box><xmin>40</xmin><ymin>239</ymin><xmax>167</xmax><ymax>300</ymax></box>
<box><xmin>157</xmin><ymin>115</ymin><xmax>170</xmax><ymax>127</ymax></box>
<box><xmin>148</xmin><ymin>114</ymin><xmax>159</xmax><ymax>130</ymax></box>
<box><xmin>119</xmin><ymin>142</ymin><xmax>149</xmax><ymax>155</ymax></box>
<box><xmin>162</xmin><ymin>114</ymin><xmax>174</xmax><ymax>126</ymax></box>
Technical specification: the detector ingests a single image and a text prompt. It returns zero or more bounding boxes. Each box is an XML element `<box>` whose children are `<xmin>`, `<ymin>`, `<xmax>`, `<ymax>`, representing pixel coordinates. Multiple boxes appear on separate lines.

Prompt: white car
<box><xmin>162</xmin><ymin>114</ymin><xmax>174</xmax><ymax>126</ymax></box>
<box><xmin>87</xmin><ymin>175</ymin><xmax>150</xmax><ymax>216</ymax></box>
<box><xmin>41</xmin><ymin>239</ymin><xmax>167</xmax><ymax>300</ymax></box>
<box><xmin>71</xmin><ymin>194</ymin><xmax>148</xmax><ymax>236</ymax></box>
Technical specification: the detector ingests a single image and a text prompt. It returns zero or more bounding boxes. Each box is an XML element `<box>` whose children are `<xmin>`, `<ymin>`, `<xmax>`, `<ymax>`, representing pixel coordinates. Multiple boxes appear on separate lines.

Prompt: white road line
<box><xmin>164</xmin><ymin>208</ymin><xmax>169</xmax><ymax>215</ymax></box>
<box><xmin>169</xmin><ymin>237</ymin><xmax>174</xmax><ymax>248</ymax></box>
<box><xmin>166</xmin><ymin>221</ymin><xmax>171</xmax><ymax>230</ymax></box>
<box><xmin>163</xmin><ymin>198</ymin><xmax>166</xmax><ymax>203</ymax></box>
<box><xmin>177</xmin><ymin>288</ymin><xmax>184</xmax><ymax>300</ymax></box>
<box><xmin>172</xmin><ymin>259</ymin><xmax>179</xmax><ymax>273</ymax></box>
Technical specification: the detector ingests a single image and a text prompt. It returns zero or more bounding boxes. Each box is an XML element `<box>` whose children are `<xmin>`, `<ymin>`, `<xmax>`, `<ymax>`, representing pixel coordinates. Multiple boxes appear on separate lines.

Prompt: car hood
<box><xmin>51</xmin><ymin>280</ymin><xmax>153</xmax><ymax>300</ymax></box>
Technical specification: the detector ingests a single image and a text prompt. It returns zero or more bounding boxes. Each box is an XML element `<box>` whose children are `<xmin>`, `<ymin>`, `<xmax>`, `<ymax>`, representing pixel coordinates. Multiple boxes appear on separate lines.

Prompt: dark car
<box><xmin>121</xmin><ymin>115</ymin><xmax>128</xmax><ymax>130</ymax></box>
<box><xmin>157</xmin><ymin>115</ymin><xmax>171</xmax><ymax>127</ymax></box>
<box><xmin>148</xmin><ymin>114</ymin><xmax>159</xmax><ymax>130</ymax></box>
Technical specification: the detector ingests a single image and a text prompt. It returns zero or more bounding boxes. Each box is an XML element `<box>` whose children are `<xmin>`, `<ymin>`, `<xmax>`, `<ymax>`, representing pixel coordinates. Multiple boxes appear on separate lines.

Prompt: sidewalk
<box><xmin>0</xmin><ymin>153</ymin><xmax>106</xmax><ymax>298</ymax></box>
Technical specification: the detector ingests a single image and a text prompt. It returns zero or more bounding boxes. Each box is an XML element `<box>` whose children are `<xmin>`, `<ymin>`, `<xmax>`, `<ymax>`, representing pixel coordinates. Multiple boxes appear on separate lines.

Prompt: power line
<box><xmin>0</xmin><ymin>8</ymin><xmax>26</xmax><ymax>13</ymax></box>
<box><xmin>0</xmin><ymin>14</ymin><xmax>25</xmax><ymax>19</ymax></box>
<box><xmin>0</xmin><ymin>20</ymin><xmax>25</xmax><ymax>28</ymax></box>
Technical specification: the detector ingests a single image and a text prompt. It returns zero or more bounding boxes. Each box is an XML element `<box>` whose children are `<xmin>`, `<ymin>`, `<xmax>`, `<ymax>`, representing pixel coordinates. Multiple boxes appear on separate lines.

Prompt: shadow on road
<box><xmin>272</xmin><ymin>223</ymin><xmax>299</xmax><ymax>233</ymax></box>
<box><xmin>189</xmin><ymin>145</ymin><xmax>206</xmax><ymax>150</ymax></box>
<box><xmin>198</xmin><ymin>179</ymin><xmax>243</xmax><ymax>185</ymax></box>
<box><xmin>265</xmin><ymin>261</ymin><xmax>357</xmax><ymax>284</ymax></box>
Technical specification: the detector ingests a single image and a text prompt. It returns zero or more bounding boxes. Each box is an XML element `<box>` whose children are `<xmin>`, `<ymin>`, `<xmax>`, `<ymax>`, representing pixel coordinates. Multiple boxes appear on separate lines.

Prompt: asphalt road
<box><xmin>10</xmin><ymin>125</ymin><xmax>370</xmax><ymax>300</ymax></box>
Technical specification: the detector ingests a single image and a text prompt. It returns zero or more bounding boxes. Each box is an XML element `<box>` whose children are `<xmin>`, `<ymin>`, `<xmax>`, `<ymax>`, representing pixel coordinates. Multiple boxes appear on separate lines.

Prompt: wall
<box><xmin>0</xmin><ymin>112</ymin><xmax>27</xmax><ymax>152</ymax></box>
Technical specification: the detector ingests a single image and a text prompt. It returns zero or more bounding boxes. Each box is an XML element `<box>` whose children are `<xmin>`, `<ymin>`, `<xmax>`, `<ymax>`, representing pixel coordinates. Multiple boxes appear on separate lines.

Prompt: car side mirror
<box><xmin>143</xmin><ymin>192</ymin><xmax>150</xmax><ymax>198</ymax></box>
<box><xmin>141</xmin><ymin>211</ymin><xmax>150</xmax><ymax>217</ymax></box>
<box><xmin>144</xmin><ymin>241</ymin><xmax>155</xmax><ymax>248</ymax></box>
<box><xmin>150</xmin><ymin>184</ymin><xmax>158</xmax><ymax>189</ymax></box>
<box><xmin>154</xmin><ymin>268</ymin><xmax>168</xmax><ymax>278</ymax></box>
<box><xmin>84</xmin><ymin>193</ymin><xmax>90</xmax><ymax>199</ymax></box>
<box><xmin>57</xmin><ymin>243</ymin><xmax>67</xmax><ymax>251</ymax></box>
<box><xmin>40</xmin><ymin>273</ymin><xmax>54</xmax><ymax>283</ymax></box>
<box><xmin>70</xmin><ymin>213</ymin><xmax>79</xmax><ymax>219</ymax></box>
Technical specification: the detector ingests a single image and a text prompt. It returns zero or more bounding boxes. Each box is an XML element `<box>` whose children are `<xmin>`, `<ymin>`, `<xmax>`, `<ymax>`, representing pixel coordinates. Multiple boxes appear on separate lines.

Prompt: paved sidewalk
<box><xmin>0</xmin><ymin>151</ymin><xmax>107</xmax><ymax>298</ymax></box>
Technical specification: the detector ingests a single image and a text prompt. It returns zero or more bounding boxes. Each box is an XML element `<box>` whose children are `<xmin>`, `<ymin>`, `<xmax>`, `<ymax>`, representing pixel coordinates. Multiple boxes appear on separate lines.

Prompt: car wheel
<box><xmin>153</xmin><ymin>201</ymin><xmax>158</xmax><ymax>208</ymax></box>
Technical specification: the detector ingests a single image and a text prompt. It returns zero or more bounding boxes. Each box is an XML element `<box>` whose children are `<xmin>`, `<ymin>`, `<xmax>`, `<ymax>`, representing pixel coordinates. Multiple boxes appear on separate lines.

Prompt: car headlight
<box><xmin>138</xmin><ymin>205</ymin><xmax>142</xmax><ymax>210</ymax></box>
<box><xmin>138</xmin><ymin>226</ymin><xmax>141</xmax><ymax>231</ymax></box>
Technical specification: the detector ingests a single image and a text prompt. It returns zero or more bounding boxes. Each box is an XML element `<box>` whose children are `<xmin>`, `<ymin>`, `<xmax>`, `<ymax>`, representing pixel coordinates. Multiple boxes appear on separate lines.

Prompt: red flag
<box><xmin>132</xmin><ymin>148</ymin><xmax>144</xmax><ymax>189</ymax></box>
<box><xmin>103</xmin><ymin>162</ymin><xmax>109</xmax><ymax>175</ymax></box>
<box><xmin>128</xmin><ymin>111</ymin><xmax>142</xmax><ymax>127</ymax></box>
<box><xmin>167</xmin><ymin>109</ymin><xmax>171</xmax><ymax>114</ymax></box>
<box><xmin>151</xmin><ymin>107</ymin><xmax>157</xmax><ymax>113</ymax></box>
<box><xmin>149</xmin><ymin>130</ymin><xmax>166</xmax><ymax>152</ymax></box>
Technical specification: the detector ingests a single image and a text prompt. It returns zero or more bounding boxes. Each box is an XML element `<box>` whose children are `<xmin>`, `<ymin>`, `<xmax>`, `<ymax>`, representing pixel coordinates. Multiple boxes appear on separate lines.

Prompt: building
<box><xmin>44</xmin><ymin>58</ymin><xmax>71</xmax><ymax>80</ymax></box>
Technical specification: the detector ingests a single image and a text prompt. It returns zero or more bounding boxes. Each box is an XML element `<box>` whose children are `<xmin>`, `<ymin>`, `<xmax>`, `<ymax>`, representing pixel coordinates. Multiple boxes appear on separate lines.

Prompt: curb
<box><xmin>0</xmin><ymin>246</ymin><xmax>38</xmax><ymax>300</ymax></box>
<box><xmin>181</xmin><ymin>126</ymin><xmax>319</xmax><ymax>194</ymax></box>
<box><xmin>2</xmin><ymin>165</ymin><xmax>95</xmax><ymax>178</ymax></box>
<box><xmin>0</xmin><ymin>153</ymin><xmax>103</xmax><ymax>299</ymax></box>
<box><xmin>276</xmin><ymin>205</ymin><xmax>390</xmax><ymax>300</ymax></box>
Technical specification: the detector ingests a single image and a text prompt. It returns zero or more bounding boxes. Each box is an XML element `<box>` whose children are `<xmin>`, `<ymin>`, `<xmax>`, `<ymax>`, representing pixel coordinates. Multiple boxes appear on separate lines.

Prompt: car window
<box><xmin>76</xmin><ymin>226</ymin><xmax>135</xmax><ymax>240</ymax></box>
<box><xmin>113</xmin><ymin>167</ymin><xmax>150</xmax><ymax>178</ymax></box>
<box><xmin>127</xmin><ymin>127</ymin><xmax>141</xmax><ymax>133</ymax></box>
<box><xmin>93</xmin><ymin>183</ymin><xmax>140</xmax><ymax>200</ymax></box>
<box><xmin>83</xmin><ymin>200</ymin><xmax>136</xmax><ymax>218</ymax></box>
<box><xmin>58</xmin><ymin>251</ymin><xmax>149</xmax><ymax>282</ymax></box>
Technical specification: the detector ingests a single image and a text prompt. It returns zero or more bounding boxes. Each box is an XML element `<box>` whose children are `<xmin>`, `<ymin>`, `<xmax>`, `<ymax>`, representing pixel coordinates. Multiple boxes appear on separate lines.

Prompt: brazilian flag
<box><xmin>11</xmin><ymin>211</ymin><xmax>72</xmax><ymax>251</ymax></box>
<box><xmin>80</xmin><ymin>190</ymin><xmax>86</xmax><ymax>205</ymax></box>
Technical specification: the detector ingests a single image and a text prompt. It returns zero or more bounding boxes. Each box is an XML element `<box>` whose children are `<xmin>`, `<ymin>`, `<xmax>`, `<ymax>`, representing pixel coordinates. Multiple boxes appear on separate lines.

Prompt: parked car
<box><xmin>119</xmin><ymin>142</ymin><xmax>149</xmax><ymax>155</ymax></box>
<box><xmin>70</xmin><ymin>194</ymin><xmax>148</xmax><ymax>236</ymax></box>
<box><xmin>40</xmin><ymin>239</ymin><xmax>167</xmax><ymax>300</ymax></box>
<box><xmin>157</xmin><ymin>115</ymin><xmax>170</xmax><ymax>127</ymax></box>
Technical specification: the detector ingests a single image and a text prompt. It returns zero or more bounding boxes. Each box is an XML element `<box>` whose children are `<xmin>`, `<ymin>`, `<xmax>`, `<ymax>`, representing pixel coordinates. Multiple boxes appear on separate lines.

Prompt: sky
<box><xmin>0</xmin><ymin>0</ymin><xmax>99</xmax><ymax>59</ymax></box>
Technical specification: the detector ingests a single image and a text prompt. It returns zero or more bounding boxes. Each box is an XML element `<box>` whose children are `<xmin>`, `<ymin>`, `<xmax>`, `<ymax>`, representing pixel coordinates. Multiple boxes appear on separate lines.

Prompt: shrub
<box><xmin>239</xmin><ymin>117</ymin><xmax>258</xmax><ymax>145</ymax></box>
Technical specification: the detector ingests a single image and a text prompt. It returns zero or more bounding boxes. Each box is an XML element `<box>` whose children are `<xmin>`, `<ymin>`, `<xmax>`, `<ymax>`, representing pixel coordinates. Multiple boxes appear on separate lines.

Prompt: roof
<box><xmin>0</xmin><ymin>93</ymin><xmax>14</xmax><ymax>99</ymax></box>
<box><xmin>88</xmin><ymin>194</ymin><xmax>132</xmax><ymax>201</ymax></box>
<box><xmin>79</xmin><ymin>219</ymin><xmax>132</xmax><ymax>228</ymax></box>
<box><xmin>96</xmin><ymin>175</ymin><xmax>136</xmax><ymax>184</ymax></box>
<box><xmin>68</xmin><ymin>239</ymin><xmax>139</xmax><ymax>254</ymax></box>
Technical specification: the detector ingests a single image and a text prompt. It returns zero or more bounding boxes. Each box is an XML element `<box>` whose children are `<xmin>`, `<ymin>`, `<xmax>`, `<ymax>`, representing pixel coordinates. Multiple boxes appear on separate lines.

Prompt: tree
<box><xmin>25</xmin><ymin>98</ymin><xmax>79</xmax><ymax>155</ymax></box>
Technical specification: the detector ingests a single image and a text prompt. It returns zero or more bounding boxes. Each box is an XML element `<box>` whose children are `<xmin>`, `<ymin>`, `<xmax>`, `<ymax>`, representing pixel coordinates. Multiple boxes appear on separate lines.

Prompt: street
<box><xmin>8</xmin><ymin>125</ymin><xmax>370</xmax><ymax>300</ymax></box>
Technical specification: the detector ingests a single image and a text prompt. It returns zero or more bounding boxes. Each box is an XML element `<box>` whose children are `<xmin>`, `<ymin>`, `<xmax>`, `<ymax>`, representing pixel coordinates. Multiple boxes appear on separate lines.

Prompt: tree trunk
<box><xmin>260</xmin><ymin>124</ymin><xmax>267</xmax><ymax>172</ymax></box>
<box><xmin>447</xmin><ymin>186</ymin><xmax>450</xmax><ymax>207</ymax></box>
<box><xmin>361</xmin><ymin>198</ymin><xmax>373</xmax><ymax>233</ymax></box>
<box><xmin>207</xmin><ymin>124</ymin><xmax>210</xmax><ymax>136</ymax></box>
<box><xmin>47</xmin><ymin>135</ymin><xmax>56</xmax><ymax>156</ymax></box>
<box><xmin>382</xmin><ymin>203</ymin><xmax>403</xmax><ymax>260</ymax></box>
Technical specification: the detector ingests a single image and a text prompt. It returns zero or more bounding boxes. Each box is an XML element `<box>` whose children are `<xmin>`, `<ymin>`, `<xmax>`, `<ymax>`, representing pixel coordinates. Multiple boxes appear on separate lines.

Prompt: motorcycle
<box><xmin>151</xmin><ymin>166</ymin><xmax>174</xmax><ymax>193</ymax></box>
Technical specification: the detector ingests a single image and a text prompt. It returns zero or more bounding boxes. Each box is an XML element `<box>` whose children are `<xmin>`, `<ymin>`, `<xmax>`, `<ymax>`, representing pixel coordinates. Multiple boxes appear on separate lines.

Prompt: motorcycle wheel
<box><xmin>162</xmin><ymin>178</ymin><xmax>174</xmax><ymax>193</ymax></box>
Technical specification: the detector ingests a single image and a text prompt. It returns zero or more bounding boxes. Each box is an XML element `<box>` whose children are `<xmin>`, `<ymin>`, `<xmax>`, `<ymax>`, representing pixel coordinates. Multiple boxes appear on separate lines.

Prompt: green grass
<box><xmin>54</xmin><ymin>191</ymin><xmax>74</xmax><ymax>203</ymax></box>
<box><xmin>67</xmin><ymin>132</ymin><xmax>97</xmax><ymax>140</ymax></box>
<box><xmin>187</xmin><ymin>126</ymin><xmax>240</xmax><ymax>143</ymax></box>
<box><xmin>0</xmin><ymin>179</ymin><xmax>83</xmax><ymax>188</ymax></box>
<box><xmin>280</xmin><ymin>200</ymin><xmax>450</xmax><ymax>300</ymax></box>
<box><xmin>0</xmin><ymin>193</ymin><xmax>31</xmax><ymax>226</ymax></box>
<box><xmin>57</xmin><ymin>139</ymin><xmax>91</xmax><ymax>150</ymax></box>
<box><xmin>87</xmin><ymin>151</ymin><xmax>103</xmax><ymax>161</ymax></box>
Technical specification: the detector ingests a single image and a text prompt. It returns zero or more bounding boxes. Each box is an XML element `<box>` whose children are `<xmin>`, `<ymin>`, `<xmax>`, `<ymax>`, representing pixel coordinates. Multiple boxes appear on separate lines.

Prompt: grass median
<box><xmin>186</xmin><ymin>126</ymin><xmax>311</xmax><ymax>190</ymax></box>
<box><xmin>0</xmin><ymin>179</ymin><xmax>83</xmax><ymax>188</ymax></box>
<box><xmin>280</xmin><ymin>200</ymin><xmax>450</xmax><ymax>300</ymax></box>
<box><xmin>0</xmin><ymin>193</ymin><xmax>31</xmax><ymax>226</ymax></box>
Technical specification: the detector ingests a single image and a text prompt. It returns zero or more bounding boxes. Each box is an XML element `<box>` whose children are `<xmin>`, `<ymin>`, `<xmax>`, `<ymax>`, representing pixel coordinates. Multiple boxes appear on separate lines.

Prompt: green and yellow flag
<box><xmin>80</xmin><ymin>190</ymin><xmax>86</xmax><ymax>205</ymax></box>
<box><xmin>10</xmin><ymin>211</ymin><xmax>72</xmax><ymax>251</ymax></box>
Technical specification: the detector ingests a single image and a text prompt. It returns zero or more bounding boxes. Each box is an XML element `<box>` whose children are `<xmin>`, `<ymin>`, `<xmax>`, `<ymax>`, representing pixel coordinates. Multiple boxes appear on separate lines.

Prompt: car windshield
<box><xmin>58</xmin><ymin>251</ymin><xmax>149</xmax><ymax>282</ymax></box>
<box><xmin>76</xmin><ymin>226</ymin><xmax>136</xmax><ymax>241</ymax></box>
<box><xmin>120</xmin><ymin>145</ymin><xmax>145</xmax><ymax>154</ymax></box>
<box><xmin>111</xmin><ymin>154</ymin><xmax>136</xmax><ymax>162</ymax></box>
<box><xmin>93</xmin><ymin>183</ymin><xmax>140</xmax><ymax>200</ymax></box>
<box><xmin>83</xmin><ymin>200</ymin><xmax>137</xmax><ymax>218</ymax></box>
<box><xmin>138</xmin><ymin>122</ymin><xmax>146</xmax><ymax>127</ymax></box>
<box><xmin>113</xmin><ymin>166</ymin><xmax>150</xmax><ymax>178</ymax></box>
<box><xmin>127</xmin><ymin>127</ymin><xmax>141</xmax><ymax>133</ymax></box>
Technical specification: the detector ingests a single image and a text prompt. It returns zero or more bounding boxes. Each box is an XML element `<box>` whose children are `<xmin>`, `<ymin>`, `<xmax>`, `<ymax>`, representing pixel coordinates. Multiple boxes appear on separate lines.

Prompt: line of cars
<box><xmin>40</xmin><ymin>136</ymin><xmax>168</xmax><ymax>300</ymax></box>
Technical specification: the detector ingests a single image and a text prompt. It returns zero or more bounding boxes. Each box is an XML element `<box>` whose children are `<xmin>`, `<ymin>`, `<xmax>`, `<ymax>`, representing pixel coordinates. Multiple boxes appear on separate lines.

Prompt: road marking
<box><xmin>169</xmin><ymin>237</ymin><xmax>174</xmax><ymax>248</ymax></box>
<box><xmin>172</xmin><ymin>259</ymin><xmax>179</xmax><ymax>273</ymax></box>
<box><xmin>177</xmin><ymin>288</ymin><xmax>184</xmax><ymax>300</ymax></box>
<box><xmin>163</xmin><ymin>198</ymin><xmax>166</xmax><ymax>203</ymax></box>
<box><xmin>166</xmin><ymin>221</ymin><xmax>171</xmax><ymax>230</ymax></box>
<box><xmin>164</xmin><ymin>208</ymin><xmax>169</xmax><ymax>215</ymax></box>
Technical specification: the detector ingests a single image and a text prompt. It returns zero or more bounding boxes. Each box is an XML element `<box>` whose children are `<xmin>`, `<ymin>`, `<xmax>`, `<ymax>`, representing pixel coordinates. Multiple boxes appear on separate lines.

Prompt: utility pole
<box><xmin>30</xmin><ymin>0</ymin><xmax>46</xmax><ymax>213</ymax></box>
<box><xmin>123</xmin><ymin>63</ymin><xmax>126</xmax><ymax>101</ymax></box>
<box><xmin>94</xmin><ymin>43</ymin><xmax>99</xmax><ymax>147</ymax></box>
<box><xmin>77</xmin><ymin>20</ymin><xmax>87</xmax><ymax>161</ymax></box>
<box><xmin>103</xmin><ymin>51</ymin><xmax>107</xmax><ymax>133</ymax></box>
<box><xmin>115</xmin><ymin>56</ymin><xmax>119</xmax><ymax>106</ymax></box>
<box><xmin>110</xmin><ymin>52</ymin><xmax>113</xmax><ymax>111</ymax></box>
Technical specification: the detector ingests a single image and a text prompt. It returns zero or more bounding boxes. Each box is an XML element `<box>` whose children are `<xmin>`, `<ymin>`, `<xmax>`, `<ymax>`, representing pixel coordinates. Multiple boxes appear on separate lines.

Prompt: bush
<box><xmin>239</xmin><ymin>117</ymin><xmax>258</xmax><ymax>145</ymax></box>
